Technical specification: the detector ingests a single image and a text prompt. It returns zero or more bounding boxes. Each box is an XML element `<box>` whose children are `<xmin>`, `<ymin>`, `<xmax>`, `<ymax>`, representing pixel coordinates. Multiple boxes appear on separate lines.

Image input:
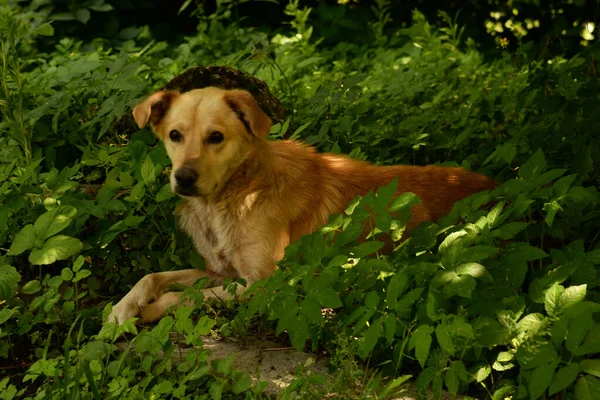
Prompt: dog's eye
<box><xmin>169</xmin><ymin>130</ymin><xmax>182</xmax><ymax>142</ymax></box>
<box><xmin>208</xmin><ymin>131</ymin><xmax>224</xmax><ymax>144</ymax></box>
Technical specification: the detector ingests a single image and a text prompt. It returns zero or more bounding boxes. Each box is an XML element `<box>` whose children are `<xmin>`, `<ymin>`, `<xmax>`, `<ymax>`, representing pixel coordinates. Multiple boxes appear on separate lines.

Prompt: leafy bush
<box><xmin>1</xmin><ymin>1</ymin><xmax>599</xmax><ymax>399</ymax></box>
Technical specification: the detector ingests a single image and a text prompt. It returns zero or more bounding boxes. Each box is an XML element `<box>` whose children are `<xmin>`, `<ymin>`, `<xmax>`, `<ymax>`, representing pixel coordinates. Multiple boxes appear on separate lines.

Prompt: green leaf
<box><xmin>543</xmin><ymin>200</ymin><xmax>562</xmax><ymax>227</ymax></box>
<box><xmin>362</xmin><ymin>317</ymin><xmax>381</xmax><ymax>357</ymax></box>
<box><xmin>335</xmin><ymin>222</ymin><xmax>362</xmax><ymax>247</ymax></box>
<box><xmin>89</xmin><ymin>4</ymin><xmax>113</xmax><ymax>11</ymax></box>
<box><xmin>315</xmin><ymin>287</ymin><xmax>342</xmax><ymax>308</ymax></box>
<box><xmin>379</xmin><ymin>375</ymin><xmax>412</xmax><ymax>399</ymax></box>
<box><xmin>566</xmin><ymin>311</ymin><xmax>593</xmax><ymax>353</ymax></box>
<box><xmin>352</xmin><ymin>241</ymin><xmax>384</xmax><ymax>258</ymax></box>
<box><xmin>124</xmin><ymin>215</ymin><xmax>145</xmax><ymax>227</ymax></box>
<box><xmin>389</xmin><ymin>192</ymin><xmax>420</xmax><ymax>212</ymax></box>
<box><xmin>517</xmin><ymin>313</ymin><xmax>547</xmax><ymax>335</ymax></box>
<box><xmin>492</xmin><ymin>383</ymin><xmax>515</xmax><ymax>400</ymax></box>
<box><xmin>22</xmin><ymin>280</ymin><xmax>41</xmax><ymax>295</ymax></box>
<box><xmin>289</xmin><ymin>315</ymin><xmax>309</xmax><ymax>351</ymax></box>
<box><xmin>34</xmin><ymin>206</ymin><xmax>77</xmax><ymax>241</ymax></box>
<box><xmin>215</xmin><ymin>354</ymin><xmax>234</xmax><ymax>375</ymax></box>
<box><xmin>73</xmin><ymin>255</ymin><xmax>84</xmax><ymax>272</ymax></box>
<box><xmin>61</xmin><ymin>268</ymin><xmax>74</xmax><ymax>281</ymax></box>
<box><xmin>451</xmin><ymin>360</ymin><xmax>468</xmax><ymax>381</ymax></box>
<box><xmin>460</xmin><ymin>245</ymin><xmax>500</xmax><ymax>262</ymax></box>
<box><xmin>209</xmin><ymin>379</ymin><xmax>224</xmax><ymax>400</ymax></box>
<box><xmin>552</xmin><ymin>316</ymin><xmax>569</xmax><ymax>348</ymax></box>
<box><xmin>231</xmin><ymin>371</ymin><xmax>253</xmax><ymax>394</ymax></box>
<box><xmin>374</xmin><ymin>212</ymin><xmax>392</xmax><ymax>232</ymax></box>
<box><xmin>29</xmin><ymin>235</ymin><xmax>83</xmax><ymax>265</ymax></box>
<box><xmin>438</xmin><ymin>231</ymin><xmax>467</xmax><ymax>255</ymax></box>
<box><xmin>7</xmin><ymin>225</ymin><xmax>37</xmax><ymax>255</ymax></box>
<box><xmin>544</xmin><ymin>283</ymin><xmax>564</xmax><ymax>317</ymax></box>
<box><xmin>0</xmin><ymin>265</ymin><xmax>21</xmax><ymax>300</ymax></box>
<box><xmin>472</xmin><ymin>363</ymin><xmax>491</xmax><ymax>382</ymax></box>
<box><xmin>75</xmin><ymin>8</ymin><xmax>91</xmax><ymax>24</ymax></box>
<box><xmin>486</xmin><ymin>142</ymin><xmax>517</xmax><ymax>165</ymax></box>
<box><xmin>119</xmin><ymin>171</ymin><xmax>133</xmax><ymax>187</ymax></box>
<box><xmin>586</xmin><ymin>249</ymin><xmax>600</xmax><ymax>264</ymax></box>
<box><xmin>435</xmin><ymin>324</ymin><xmax>455</xmax><ymax>355</ymax></box>
<box><xmin>409</xmin><ymin>325</ymin><xmax>433</xmax><ymax>368</ymax></box>
<box><xmin>0</xmin><ymin>308</ymin><xmax>13</xmax><ymax>325</ymax></box>
<box><xmin>474</xmin><ymin>317</ymin><xmax>510</xmax><ymax>346</ymax></box>
<box><xmin>396</xmin><ymin>287</ymin><xmax>425</xmax><ymax>317</ymax></box>
<box><xmin>445</xmin><ymin>368</ymin><xmax>459</xmax><ymax>395</ymax></box>
<box><xmin>558</xmin><ymin>284</ymin><xmax>587</xmax><ymax>311</ymax></box>
<box><xmin>455</xmin><ymin>262</ymin><xmax>492</xmax><ymax>282</ymax></box>
<box><xmin>386</xmin><ymin>271</ymin><xmax>409</xmax><ymax>310</ymax></box>
<box><xmin>509</xmin><ymin>244</ymin><xmax>548</xmax><ymax>261</ymax></box>
<box><xmin>328</xmin><ymin>254</ymin><xmax>348</xmax><ymax>267</ymax></box>
<box><xmin>574</xmin><ymin>323</ymin><xmax>600</xmax><ymax>356</ymax></box>
<box><xmin>52</xmin><ymin>12</ymin><xmax>76</xmax><ymax>21</ymax></box>
<box><xmin>549</xmin><ymin>363</ymin><xmax>580</xmax><ymax>394</ymax></box>
<box><xmin>153</xmin><ymin>381</ymin><xmax>173</xmax><ymax>395</ymax></box>
<box><xmin>141</xmin><ymin>156</ymin><xmax>156</xmax><ymax>185</ymax></box>
<box><xmin>442</xmin><ymin>272</ymin><xmax>477</xmax><ymax>298</ymax></box>
<box><xmin>426</xmin><ymin>291</ymin><xmax>441</xmax><ymax>320</ymax></box>
<box><xmin>300</xmin><ymin>292</ymin><xmax>323</xmax><ymax>323</ymax></box>
<box><xmin>365</xmin><ymin>291</ymin><xmax>380</xmax><ymax>309</ymax></box>
<box><xmin>529</xmin><ymin>361</ymin><xmax>558</xmax><ymax>400</ymax></box>
<box><xmin>575</xmin><ymin>376</ymin><xmax>600</xmax><ymax>400</ymax></box>
<box><xmin>519</xmin><ymin>149</ymin><xmax>547</xmax><ymax>181</ymax></box>
<box><xmin>384</xmin><ymin>314</ymin><xmax>396</xmax><ymax>344</ymax></box>
<box><xmin>74</xmin><ymin>269</ymin><xmax>92</xmax><ymax>282</ymax></box>
<box><xmin>48</xmin><ymin>275</ymin><xmax>63</xmax><ymax>288</ymax></box>
<box><xmin>517</xmin><ymin>341</ymin><xmax>558</xmax><ymax>370</ymax></box>
<box><xmin>581</xmin><ymin>360</ymin><xmax>600</xmax><ymax>378</ymax></box>
<box><xmin>416</xmin><ymin>366</ymin><xmax>436</xmax><ymax>390</ymax></box>
<box><xmin>374</xmin><ymin>178</ymin><xmax>398</xmax><ymax>210</ymax></box>
<box><xmin>554</xmin><ymin>174</ymin><xmax>578</xmax><ymax>197</ymax></box>
<box><xmin>491</xmin><ymin>222</ymin><xmax>529</xmax><ymax>240</ymax></box>
<box><xmin>34</xmin><ymin>22</ymin><xmax>54</xmax><ymax>36</ymax></box>
<box><xmin>531</xmin><ymin>169</ymin><xmax>567</xmax><ymax>190</ymax></box>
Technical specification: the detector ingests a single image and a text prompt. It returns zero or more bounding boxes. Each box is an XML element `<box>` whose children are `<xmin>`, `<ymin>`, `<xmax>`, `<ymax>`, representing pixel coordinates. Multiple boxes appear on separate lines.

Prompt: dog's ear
<box><xmin>132</xmin><ymin>91</ymin><xmax>179</xmax><ymax>129</ymax></box>
<box><xmin>224</xmin><ymin>90</ymin><xmax>272</xmax><ymax>137</ymax></box>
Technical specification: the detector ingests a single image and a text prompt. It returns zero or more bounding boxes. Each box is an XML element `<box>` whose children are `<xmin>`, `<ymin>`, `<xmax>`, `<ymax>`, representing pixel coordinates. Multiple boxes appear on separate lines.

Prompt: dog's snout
<box><xmin>175</xmin><ymin>167</ymin><xmax>199</xmax><ymax>188</ymax></box>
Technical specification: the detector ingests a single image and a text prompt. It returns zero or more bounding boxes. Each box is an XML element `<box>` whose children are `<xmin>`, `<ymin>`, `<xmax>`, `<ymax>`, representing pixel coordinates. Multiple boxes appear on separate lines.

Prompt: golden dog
<box><xmin>107</xmin><ymin>87</ymin><xmax>497</xmax><ymax>324</ymax></box>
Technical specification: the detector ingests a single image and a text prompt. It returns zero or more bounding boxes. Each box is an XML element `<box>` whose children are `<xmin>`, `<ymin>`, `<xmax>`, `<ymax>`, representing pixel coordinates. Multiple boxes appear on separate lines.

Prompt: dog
<box><xmin>107</xmin><ymin>87</ymin><xmax>497</xmax><ymax>325</ymax></box>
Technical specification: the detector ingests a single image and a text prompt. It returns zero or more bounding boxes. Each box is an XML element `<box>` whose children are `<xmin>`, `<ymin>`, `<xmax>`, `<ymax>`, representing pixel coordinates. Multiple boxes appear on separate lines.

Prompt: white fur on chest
<box><xmin>178</xmin><ymin>194</ymin><xmax>259</xmax><ymax>276</ymax></box>
<box><xmin>178</xmin><ymin>199</ymin><xmax>237</xmax><ymax>275</ymax></box>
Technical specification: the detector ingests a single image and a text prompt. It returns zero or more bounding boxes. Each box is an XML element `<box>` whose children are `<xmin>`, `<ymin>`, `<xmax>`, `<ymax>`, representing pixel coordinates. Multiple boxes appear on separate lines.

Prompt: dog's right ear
<box><xmin>132</xmin><ymin>91</ymin><xmax>179</xmax><ymax>129</ymax></box>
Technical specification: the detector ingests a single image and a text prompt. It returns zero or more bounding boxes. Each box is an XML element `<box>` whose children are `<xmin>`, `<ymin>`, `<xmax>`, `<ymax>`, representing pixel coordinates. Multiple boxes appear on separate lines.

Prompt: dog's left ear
<box><xmin>132</xmin><ymin>90</ymin><xmax>179</xmax><ymax>129</ymax></box>
<box><xmin>224</xmin><ymin>90</ymin><xmax>272</xmax><ymax>137</ymax></box>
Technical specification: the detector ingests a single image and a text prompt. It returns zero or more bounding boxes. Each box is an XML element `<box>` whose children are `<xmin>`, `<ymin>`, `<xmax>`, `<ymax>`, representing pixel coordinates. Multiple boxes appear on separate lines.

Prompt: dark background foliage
<box><xmin>1</xmin><ymin>0</ymin><xmax>599</xmax><ymax>398</ymax></box>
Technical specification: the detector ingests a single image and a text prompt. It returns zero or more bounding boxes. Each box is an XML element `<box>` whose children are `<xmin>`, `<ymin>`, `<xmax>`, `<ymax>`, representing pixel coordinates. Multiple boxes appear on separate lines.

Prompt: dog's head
<box><xmin>132</xmin><ymin>87</ymin><xmax>271</xmax><ymax>197</ymax></box>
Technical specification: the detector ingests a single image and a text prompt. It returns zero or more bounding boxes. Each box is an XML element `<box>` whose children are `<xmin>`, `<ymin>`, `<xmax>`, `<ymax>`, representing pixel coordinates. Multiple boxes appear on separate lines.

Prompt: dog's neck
<box><xmin>205</xmin><ymin>138</ymin><xmax>277</xmax><ymax>206</ymax></box>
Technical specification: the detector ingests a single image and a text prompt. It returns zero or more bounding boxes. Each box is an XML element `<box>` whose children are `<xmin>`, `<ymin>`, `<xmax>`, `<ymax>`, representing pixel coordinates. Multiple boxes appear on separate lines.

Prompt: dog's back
<box><xmin>252</xmin><ymin>140</ymin><xmax>497</xmax><ymax>244</ymax></box>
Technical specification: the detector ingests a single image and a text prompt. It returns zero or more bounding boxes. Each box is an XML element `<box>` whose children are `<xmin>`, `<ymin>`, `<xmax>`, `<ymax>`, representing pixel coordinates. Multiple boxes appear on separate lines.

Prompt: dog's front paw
<box><xmin>107</xmin><ymin>300</ymin><xmax>140</xmax><ymax>325</ymax></box>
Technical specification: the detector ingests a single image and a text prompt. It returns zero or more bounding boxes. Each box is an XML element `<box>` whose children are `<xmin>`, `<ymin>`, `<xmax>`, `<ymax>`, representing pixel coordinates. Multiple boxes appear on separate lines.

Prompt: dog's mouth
<box><xmin>174</xmin><ymin>186</ymin><xmax>203</xmax><ymax>197</ymax></box>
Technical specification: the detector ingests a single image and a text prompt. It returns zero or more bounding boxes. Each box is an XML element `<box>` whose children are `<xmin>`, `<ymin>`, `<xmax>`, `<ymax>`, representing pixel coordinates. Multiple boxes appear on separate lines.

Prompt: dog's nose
<box><xmin>175</xmin><ymin>167</ymin><xmax>199</xmax><ymax>189</ymax></box>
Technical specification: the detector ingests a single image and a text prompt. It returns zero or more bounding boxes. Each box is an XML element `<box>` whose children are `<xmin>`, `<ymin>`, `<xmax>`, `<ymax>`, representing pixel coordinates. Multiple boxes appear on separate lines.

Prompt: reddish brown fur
<box><xmin>107</xmin><ymin>87</ymin><xmax>497</xmax><ymax>325</ymax></box>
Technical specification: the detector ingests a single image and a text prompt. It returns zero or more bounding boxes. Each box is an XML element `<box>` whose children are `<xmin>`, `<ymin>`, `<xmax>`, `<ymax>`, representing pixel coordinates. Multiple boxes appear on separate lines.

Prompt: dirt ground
<box><xmin>176</xmin><ymin>336</ymin><xmax>464</xmax><ymax>399</ymax></box>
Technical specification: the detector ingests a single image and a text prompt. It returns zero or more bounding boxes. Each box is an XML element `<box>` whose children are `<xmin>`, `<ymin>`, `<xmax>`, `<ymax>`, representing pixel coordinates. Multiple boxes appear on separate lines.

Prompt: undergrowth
<box><xmin>1</xmin><ymin>0</ymin><xmax>599</xmax><ymax>399</ymax></box>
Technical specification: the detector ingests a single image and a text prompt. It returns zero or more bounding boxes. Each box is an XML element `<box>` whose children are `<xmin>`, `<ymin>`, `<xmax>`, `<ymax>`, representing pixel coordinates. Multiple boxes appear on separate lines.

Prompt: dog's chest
<box><xmin>178</xmin><ymin>200</ymin><xmax>239</xmax><ymax>275</ymax></box>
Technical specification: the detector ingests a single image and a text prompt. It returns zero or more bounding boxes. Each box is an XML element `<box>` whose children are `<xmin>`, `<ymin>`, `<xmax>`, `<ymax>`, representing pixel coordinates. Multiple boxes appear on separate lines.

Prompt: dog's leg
<box><xmin>108</xmin><ymin>269</ymin><xmax>220</xmax><ymax>325</ymax></box>
<box><xmin>138</xmin><ymin>291</ymin><xmax>184</xmax><ymax>323</ymax></box>
<box><xmin>137</xmin><ymin>283</ymin><xmax>249</xmax><ymax>324</ymax></box>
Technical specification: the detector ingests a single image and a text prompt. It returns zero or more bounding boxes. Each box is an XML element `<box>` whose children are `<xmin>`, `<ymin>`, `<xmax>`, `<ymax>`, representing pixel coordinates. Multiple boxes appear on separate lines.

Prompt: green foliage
<box><xmin>0</xmin><ymin>1</ymin><xmax>599</xmax><ymax>399</ymax></box>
